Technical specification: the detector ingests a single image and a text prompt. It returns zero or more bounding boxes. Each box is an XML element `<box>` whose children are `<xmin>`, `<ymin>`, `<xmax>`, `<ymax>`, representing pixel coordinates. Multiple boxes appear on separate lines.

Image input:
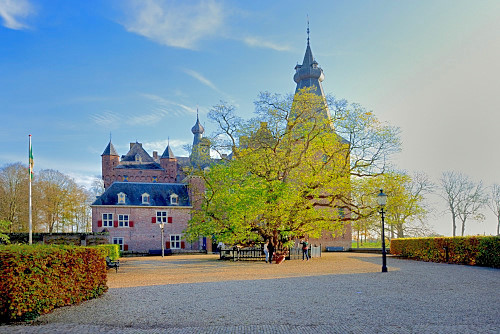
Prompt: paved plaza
<box><xmin>2</xmin><ymin>253</ymin><xmax>499</xmax><ymax>333</ymax></box>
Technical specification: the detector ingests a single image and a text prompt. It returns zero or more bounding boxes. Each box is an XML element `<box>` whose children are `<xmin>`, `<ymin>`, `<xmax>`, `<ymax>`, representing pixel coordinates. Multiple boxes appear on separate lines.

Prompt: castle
<box><xmin>91</xmin><ymin>32</ymin><xmax>351</xmax><ymax>253</ymax></box>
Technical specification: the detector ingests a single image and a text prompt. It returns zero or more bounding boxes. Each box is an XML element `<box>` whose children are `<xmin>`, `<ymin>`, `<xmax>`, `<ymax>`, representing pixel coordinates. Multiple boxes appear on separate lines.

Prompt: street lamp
<box><xmin>159</xmin><ymin>222</ymin><xmax>165</xmax><ymax>258</ymax></box>
<box><xmin>377</xmin><ymin>189</ymin><xmax>388</xmax><ymax>273</ymax></box>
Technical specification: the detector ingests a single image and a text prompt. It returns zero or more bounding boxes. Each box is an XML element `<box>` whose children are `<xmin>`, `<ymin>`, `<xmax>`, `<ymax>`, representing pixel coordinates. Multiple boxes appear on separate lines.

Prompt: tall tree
<box><xmin>36</xmin><ymin>169</ymin><xmax>91</xmax><ymax>233</ymax></box>
<box><xmin>186</xmin><ymin>89</ymin><xmax>400</xmax><ymax>246</ymax></box>
<box><xmin>440</xmin><ymin>171</ymin><xmax>486</xmax><ymax>236</ymax></box>
<box><xmin>487</xmin><ymin>184</ymin><xmax>500</xmax><ymax>236</ymax></box>
<box><xmin>378</xmin><ymin>172</ymin><xmax>435</xmax><ymax>238</ymax></box>
<box><xmin>0</xmin><ymin>163</ymin><xmax>29</xmax><ymax>232</ymax></box>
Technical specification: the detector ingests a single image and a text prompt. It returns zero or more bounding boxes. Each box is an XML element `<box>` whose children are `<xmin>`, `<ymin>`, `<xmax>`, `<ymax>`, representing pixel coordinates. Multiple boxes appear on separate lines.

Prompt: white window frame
<box><xmin>142</xmin><ymin>193</ymin><xmax>150</xmax><ymax>204</ymax></box>
<box><xmin>170</xmin><ymin>234</ymin><xmax>181</xmax><ymax>249</ymax></box>
<box><xmin>118</xmin><ymin>214</ymin><xmax>129</xmax><ymax>227</ymax></box>
<box><xmin>170</xmin><ymin>194</ymin><xmax>178</xmax><ymax>205</ymax></box>
<box><xmin>112</xmin><ymin>237</ymin><xmax>124</xmax><ymax>251</ymax></box>
<box><xmin>102</xmin><ymin>213</ymin><xmax>113</xmax><ymax>227</ymax></box>
<box><xmin>156</xmin><ymin>211</ymin><xmax>168</xmax><ymax>224</ymax></box>
<box><xmin>117</xmin><ymin>192</ymin><xmax>126</xmax><ymax>204</ymax></box>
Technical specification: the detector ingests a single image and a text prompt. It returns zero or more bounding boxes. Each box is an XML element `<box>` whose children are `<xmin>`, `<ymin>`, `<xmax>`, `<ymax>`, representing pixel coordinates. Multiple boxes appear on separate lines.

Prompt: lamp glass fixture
<box><xmin>377</xmin><ymin>189</ymin><xmax>388</xmax><ymax>207</ymax></box>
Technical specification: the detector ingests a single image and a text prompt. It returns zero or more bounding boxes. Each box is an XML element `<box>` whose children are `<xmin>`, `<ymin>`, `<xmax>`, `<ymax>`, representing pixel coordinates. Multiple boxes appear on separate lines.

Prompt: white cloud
<box><xmin>143</xmin><ymin>138</ymin><xmax>190</xmax><ymax>157</ymax></box>
<box><xmin>141</xmin><ymin>93</ymin><xmax>197</xmax><ymax>116</ymax></box>
<box><xmin>121</xmin><ymin>0</ymin><xmax>224</xmax><ymax>50</ymax></box>
<box><xmin>243</xmin><ymin>36</ymin><xmax>290</xmax><ymax>52</ymax></box>
<box><xmin>0</xmin><ymin>0</ymin><xmax>34</xmax><ymax>30</ymax></box>
<box><xmin>183</xmin><ymin>69</ymin><xmax>218</xmax><ymax>91</ymax></box>
<box><xmin>90</xmin><ymin>110</ymin><xmax>121</xmax><ymax>128</ymax></box>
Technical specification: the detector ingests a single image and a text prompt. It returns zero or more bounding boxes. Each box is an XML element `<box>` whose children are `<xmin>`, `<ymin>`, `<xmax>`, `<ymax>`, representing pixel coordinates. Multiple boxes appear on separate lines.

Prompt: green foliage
<box><xmin>186</xmin><ymin>89</ymin><xmax>401</xmax><ymax>248</ymax></box>
<box><xmin>390</xmin><ymin>236</ymin><xmax>500</xmax><ymax>268</ymax></box>
<box><xmin>93</xmin><ymin>244</ymin><xmax>120</xmax><ymax>261</ymax></box>
<box><xmin>0</xmin><ymin>219</ymin><xmax>10</xmax><ymax>244</ymax></box>
<box><xmin>0</xmin><ymin>244</ymin><xmax>108</xmax><ymax>322</ymax></box>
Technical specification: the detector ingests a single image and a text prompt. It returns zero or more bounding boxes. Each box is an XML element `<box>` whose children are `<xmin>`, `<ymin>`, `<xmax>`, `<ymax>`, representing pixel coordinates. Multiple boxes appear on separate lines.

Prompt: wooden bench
<box><xmin>325</xmin><ymin>246</ymin><xmax>344</xmax><ymax>252</ymax></box>
<box><xmin>105</xmin><ymin>256</ymin><xmax>120</xmax><ymax>273</ymax></box>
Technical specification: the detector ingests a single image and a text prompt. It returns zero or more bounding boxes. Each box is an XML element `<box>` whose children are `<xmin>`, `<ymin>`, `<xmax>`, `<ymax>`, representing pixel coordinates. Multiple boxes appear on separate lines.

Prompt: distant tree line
<box><xmin>0</xmin><ymin>163</ymin><xmax>93</xmax><ymax>235</ymax></box>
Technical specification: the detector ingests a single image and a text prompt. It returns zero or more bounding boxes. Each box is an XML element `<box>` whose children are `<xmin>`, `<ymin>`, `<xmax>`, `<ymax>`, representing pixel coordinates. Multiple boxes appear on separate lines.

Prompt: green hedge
<box><xmin>0</xmin><ymin>244</ymin><xmax>108</xmax><ymax>322</ymax></box>
<box><xmin>390</xmin><ymin>236</ymin><xmax>500</xmax><ymax>268</ymax></box>
<box><xmin>94</xmin><ymin>244</ymin><xmax>120</xmax><ymax>261</ymax></box>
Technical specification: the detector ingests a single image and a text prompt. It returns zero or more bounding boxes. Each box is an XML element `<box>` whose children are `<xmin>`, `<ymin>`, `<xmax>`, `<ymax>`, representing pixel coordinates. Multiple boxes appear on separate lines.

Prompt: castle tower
<box><xmin>294</xmin><ymin>22</ymin><xmax>326</xmax><ymax>97</ymax></box>
<box><xmin>293</xmin><ymin>23</ymin><xmax>331</xmax><ymax>120</ymax></box>
<box><xmin>101</xmin><ymin>140</ymin><xmax>119</xmax><ymax>189</ymax></box>
<box><xmin>160</xmin><ymin>141</ymin><xmax>178</xmax><ymax>183</ymax></box>
<box><xmin>191</xmin><ymin>110</ymin><xmax>204</xmax><ymax>147</ymax></box>
<box><xmin>190</xmin><ymin>111</ymin><xmax>210</xmax><ymax>167</ymax></box>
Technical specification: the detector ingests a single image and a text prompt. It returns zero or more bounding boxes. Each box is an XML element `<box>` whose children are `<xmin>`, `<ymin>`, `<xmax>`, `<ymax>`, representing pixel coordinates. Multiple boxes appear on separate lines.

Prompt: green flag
<box><xmin>29</xmin><ymin>135</ymin><xmax>33</xmax><ymax>180</ymax></box>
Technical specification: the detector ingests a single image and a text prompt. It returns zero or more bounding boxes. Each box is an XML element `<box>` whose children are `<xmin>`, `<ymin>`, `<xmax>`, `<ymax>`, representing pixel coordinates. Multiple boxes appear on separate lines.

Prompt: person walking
<box><xmin>263</xmin><ymin>240</ymin><xmax>269</xmax><ymax>263</ymax></box>
<box><xmin>301</xmin><ymin>238</ymin><xmax>309</xmax><ymax>261</ymax></box>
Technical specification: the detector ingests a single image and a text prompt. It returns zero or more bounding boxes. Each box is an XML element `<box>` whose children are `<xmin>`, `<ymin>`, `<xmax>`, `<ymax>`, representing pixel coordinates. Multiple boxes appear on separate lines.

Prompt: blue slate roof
<box><xmin>92</xmin><ymin>182</ymin><xmax>190</xmax><ymax>206</ymax></box>
<box><xmin>114</xmin><ymin>163</ymin><xmax>164</xmax><ymax>170</ymax></box>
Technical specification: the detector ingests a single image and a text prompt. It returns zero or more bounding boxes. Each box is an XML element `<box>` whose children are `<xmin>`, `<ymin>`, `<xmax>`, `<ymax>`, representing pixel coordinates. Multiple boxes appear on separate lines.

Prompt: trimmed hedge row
<box><xmin>390</xmin><ymin>236</ymin><xmax>500</xmax><ymax>268</ymax></box>
<box><xmin>94</xmin><ymin>244</ymin><xmax>120</xmax><ymax>261</ymax></box>
<box><xmin>0</xmin><ymin>245</ymin><xmax>108</xmax><ymax>322</ymax></box>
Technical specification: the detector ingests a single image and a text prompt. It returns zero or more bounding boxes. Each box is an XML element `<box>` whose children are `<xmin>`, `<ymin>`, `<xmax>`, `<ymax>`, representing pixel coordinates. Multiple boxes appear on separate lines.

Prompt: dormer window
<box><xmin>135</xmin><ymin>154</ymin><xmax>142</xmax><ymax>162</ymax></box>
<box><xmin>117</xmin><ymin>192</ymin><xmax>126</xmax><ymax>204</ymax></box>
<box><xmin>142</xmin><ymin>193</ymin><xmax>150</xmax><ymax>204</ymax></box>
<box><xmin>170</xmin><ymin>194</ymin><xmax>178</xmax><ymax>205</ymax></box>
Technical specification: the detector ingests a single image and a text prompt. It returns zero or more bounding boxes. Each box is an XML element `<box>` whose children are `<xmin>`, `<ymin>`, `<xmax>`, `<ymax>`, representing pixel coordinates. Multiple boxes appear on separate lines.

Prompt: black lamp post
<box><xmin>377</xmin><ymin>189</ymin><xmax>388</xmax><ymax>273</ymax></box>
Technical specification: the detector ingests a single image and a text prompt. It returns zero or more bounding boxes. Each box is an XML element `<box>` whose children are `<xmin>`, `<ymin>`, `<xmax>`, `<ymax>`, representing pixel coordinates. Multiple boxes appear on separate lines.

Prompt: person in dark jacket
<box><xmin>268</xmin><ymin>238</ymin><xmax>275</xmax><ymax>264</ymax></box>
<box><xmin>301</xmin><ymin>238</ymin><xmax>309</xmax><ymax>261</ymax></box>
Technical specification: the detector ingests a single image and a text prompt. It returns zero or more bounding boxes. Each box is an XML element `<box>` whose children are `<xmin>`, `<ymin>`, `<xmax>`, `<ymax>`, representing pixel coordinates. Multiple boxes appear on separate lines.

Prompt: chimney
<box><xmin>153</xmin><ymin>151</ymin><xmax>158</xmax><ymax>160</ymax></box>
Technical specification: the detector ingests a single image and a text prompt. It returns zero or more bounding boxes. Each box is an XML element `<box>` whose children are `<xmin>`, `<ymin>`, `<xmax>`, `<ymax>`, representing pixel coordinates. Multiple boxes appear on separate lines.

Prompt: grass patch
<box><xmin>351</xmin><ymin>241</ymin><xmax>383</xmax><ymax>248</ymax></box>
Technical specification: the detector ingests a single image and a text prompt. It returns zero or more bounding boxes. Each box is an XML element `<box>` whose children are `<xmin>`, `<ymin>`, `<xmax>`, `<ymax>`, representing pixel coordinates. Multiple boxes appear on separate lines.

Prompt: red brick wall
<box><xmin>91</xmin><ymin>206</ymin><xmax>199</xmax><ymax>253</ymax></box>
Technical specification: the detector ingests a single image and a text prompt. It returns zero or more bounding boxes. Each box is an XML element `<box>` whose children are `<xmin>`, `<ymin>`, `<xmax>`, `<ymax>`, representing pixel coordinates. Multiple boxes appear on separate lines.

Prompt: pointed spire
<box><xmin>102</xmin><ymin>140</ymin><xmax>118</xmax><ymax>156</ymax></box>
<box><xmin>161</xmin><ymin>140</ymin><xmax>175</xmax><ymax>159</ymax></box>
<box><xmin>293</xmin><ymin>19</ymin><xmax>325</xmax><ymax>97</ymax></box>
<box><xmin>307</xmin><ymin>15</ymin><xmax>310</xmax><ymax>46</ymax></box>
<box><xmin>191</xmin><ymin>109</ymin><xmax>204</xmax><ymax>134</ymax></box>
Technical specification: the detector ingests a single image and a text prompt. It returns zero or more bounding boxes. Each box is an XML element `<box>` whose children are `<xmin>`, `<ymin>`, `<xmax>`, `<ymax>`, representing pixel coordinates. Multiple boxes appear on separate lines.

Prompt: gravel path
<box><xmin>2</xmin><ymin>253</ymin><xmax>499</xmax><ymax>333</ymax></box>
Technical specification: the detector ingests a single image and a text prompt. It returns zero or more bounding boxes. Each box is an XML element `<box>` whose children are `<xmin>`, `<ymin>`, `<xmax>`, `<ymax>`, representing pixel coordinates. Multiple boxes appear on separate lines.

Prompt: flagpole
<box><xmin>29</xmin><ymin>135</ymin><xmax>32</xmax><ymax>245</ymax></box>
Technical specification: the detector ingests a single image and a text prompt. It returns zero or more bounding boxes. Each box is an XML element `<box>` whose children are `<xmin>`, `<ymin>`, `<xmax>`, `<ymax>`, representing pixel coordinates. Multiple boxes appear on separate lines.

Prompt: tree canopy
<box><xmin>185</xmin><ymin>89</ymin><xmax>400</xmax><ymax>246</ymax></box>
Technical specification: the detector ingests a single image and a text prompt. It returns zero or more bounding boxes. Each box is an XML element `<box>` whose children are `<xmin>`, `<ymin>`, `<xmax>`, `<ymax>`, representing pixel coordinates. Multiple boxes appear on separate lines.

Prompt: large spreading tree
<box><xmin>185</xmin><ymin>89</ymin><xmax>400</xmax><ymax>247</ymax></box>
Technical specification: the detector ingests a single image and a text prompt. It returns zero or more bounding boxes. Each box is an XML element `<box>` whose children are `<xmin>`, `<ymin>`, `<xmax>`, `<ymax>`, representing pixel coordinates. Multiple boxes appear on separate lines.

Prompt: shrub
<box><xmin>390</xmin><ymin>236</ymin><xmax>500</xmax><ymax>268</ymax></box>
<box><xmin>0</xmin><ymin>244</ymin><xmax>108</xmax><ymax>322</ymax></box>
<box><xmin>94</xmin><ymin>244</ymin><xmax>120</xmax><ymax>261</ymax></box>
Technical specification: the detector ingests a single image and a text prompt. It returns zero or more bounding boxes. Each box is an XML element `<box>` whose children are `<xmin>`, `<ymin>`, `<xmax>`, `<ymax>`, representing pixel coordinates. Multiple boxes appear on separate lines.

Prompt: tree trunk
<box><xmin>452</xmin><ymin>214</ymin><xmax>456</xmax><ymax>237</ymax></box>
<box><xmin>497</xmin><ymin>216</ymin><xmax>499</xmax><ymax>236</ymax></box>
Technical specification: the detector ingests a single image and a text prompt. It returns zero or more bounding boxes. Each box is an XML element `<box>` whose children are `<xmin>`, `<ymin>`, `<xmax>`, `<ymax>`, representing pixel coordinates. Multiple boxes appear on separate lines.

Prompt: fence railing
<box><xmin>219</xmin><ymin>245</ymin><xmax>321</xmax><ymax>261</ymax></box>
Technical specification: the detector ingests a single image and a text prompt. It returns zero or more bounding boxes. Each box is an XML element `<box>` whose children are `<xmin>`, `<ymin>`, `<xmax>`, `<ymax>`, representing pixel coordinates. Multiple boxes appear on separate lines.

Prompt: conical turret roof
<box><xmin>102</xmin><ymin>141</ymin><xmax>118</xmax><ymax>156</ymax></box>
<box><xmin>161</xmin><ymin>143</ymin><xmax>175</xmax><ymax>159</ymax></box>
<box><xmin>293</xmin><ymin>27</ymin><xmax>325</xmax><ymax>97</ymax></box>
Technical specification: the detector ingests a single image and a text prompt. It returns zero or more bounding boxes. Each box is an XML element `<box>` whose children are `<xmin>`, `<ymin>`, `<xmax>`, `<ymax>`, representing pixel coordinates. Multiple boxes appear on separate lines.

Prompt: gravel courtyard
<box><xmin>2</xmin><ymin>253</ymin><xmax>499</xmax><ymax>333</ymax></box>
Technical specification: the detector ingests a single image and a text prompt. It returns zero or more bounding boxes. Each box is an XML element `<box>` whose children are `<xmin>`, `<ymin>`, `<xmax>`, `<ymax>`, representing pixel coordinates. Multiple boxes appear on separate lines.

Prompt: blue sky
<box><xmin>1</xmin><ymin>0</ymin><xmax>499</xmax><ymax>236</ymax></box>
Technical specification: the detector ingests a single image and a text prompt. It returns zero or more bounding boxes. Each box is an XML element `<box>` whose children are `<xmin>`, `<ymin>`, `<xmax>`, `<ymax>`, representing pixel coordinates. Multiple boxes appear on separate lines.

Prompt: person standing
<box><xmin>263</xmin><ymin>240</ymin><xmax>269</xmax><ymax>263</ymax></box>
<box><xmin>268</xmin><ymin>238</ymin><xmax>275</xmax><ymax>264</ymax></box>
<box><xmin>301</xmin><ymin>238</ymin><xmax>309</xmax><ymax>261</ymax></box>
